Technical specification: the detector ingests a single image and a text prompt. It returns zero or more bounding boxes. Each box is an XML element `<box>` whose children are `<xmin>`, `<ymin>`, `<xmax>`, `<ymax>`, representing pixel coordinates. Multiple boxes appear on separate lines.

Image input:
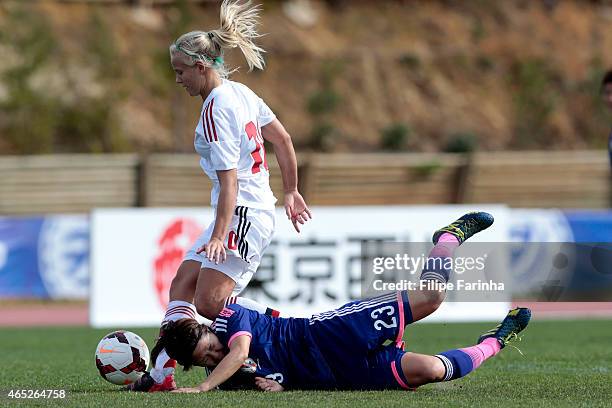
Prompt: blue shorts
<box><xmin>308</xmin><ymin>291</ymin><xmax>413</xmax><ymax>390</ymax></box>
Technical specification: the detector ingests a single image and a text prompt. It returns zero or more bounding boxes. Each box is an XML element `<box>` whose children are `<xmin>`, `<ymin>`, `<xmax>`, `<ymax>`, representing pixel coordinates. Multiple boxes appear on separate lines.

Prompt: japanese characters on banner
<box><xmin>90</xmin><ymin>206</ymin><xmax>510</xmax><ymax>327</ymax></box>
<box><xmin>2</xmin><ymin>208</ymin><xmax>608</xmax><ymax>314</ymax></box>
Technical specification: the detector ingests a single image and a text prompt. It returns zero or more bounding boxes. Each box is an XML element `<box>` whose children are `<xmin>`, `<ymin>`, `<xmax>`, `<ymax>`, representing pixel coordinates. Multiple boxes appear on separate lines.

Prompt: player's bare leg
<box><xmin>193</xmin><ymin>267</ymin><xmax>281</xmax><ymax>318</ymax></box>
<box><xmin>193</xmin><ymin>267</ymin><xmax>237</xmax><ymax>319</ymax></box>
<box><xmin>400</xmin><ymin>353</ymin><xmax>446</xmax><ymax>387</ymax></box>
<box><xmin>406</xmin><ymin>289</ymin><xmax>447</xmax><ymax>322</ymax></box>
<box><xmin>169</xmin><ymin>260</ymin><xmax>201</xmax><ymax>302</ymax></box>
<box><xmin>400</xmin><ymin>307</ymin><xmax>531</xmax><ymax>388</ymax></box>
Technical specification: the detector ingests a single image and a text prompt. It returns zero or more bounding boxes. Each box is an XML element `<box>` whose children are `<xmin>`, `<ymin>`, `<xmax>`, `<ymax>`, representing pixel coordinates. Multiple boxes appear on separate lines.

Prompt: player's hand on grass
<box><xmin>196</xmin><ymin>237</ymin><xmax>226</xmax><ymax>264</ymax></box>
<box><xmin>172</xmin><ymin>382</ymin><xmax>212</xmax><ymax>393</ymax></box>
<box><xmin>255</xmin><ymin>377</ymin><xmax>284</xmax><ymax>392</ymax></box>
<box><xmin>284</xmin><ymin>190</ymin><xmax>312</xmax><ymax>233</ymax></box>
<box><xmin>171</xmin><ymin>387</ymin><xmax>201</xmax><ymax>393</ymax></box>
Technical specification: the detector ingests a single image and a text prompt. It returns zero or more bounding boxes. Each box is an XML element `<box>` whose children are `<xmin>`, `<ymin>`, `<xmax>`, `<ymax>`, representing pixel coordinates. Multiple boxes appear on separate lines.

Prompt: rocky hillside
<box><xmin>0</xmin><ymin>0</ymin><xmax>611</xmax><ymax>154</ymax></box>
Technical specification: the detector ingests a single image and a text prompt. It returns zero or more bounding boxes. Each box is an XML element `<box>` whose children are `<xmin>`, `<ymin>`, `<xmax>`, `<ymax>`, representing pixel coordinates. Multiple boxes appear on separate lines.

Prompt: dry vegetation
<box><xmin>0</xmin><ymin>0</ymin><xmax>611</xmax><ymax>154</ymax></box>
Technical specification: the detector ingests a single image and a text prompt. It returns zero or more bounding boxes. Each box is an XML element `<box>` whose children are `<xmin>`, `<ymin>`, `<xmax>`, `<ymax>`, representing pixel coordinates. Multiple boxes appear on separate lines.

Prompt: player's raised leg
<box><xmin>310</xmin><ymin>212</ymin><xmax>495</xmax><ymax>361</ymax></box>
<box><xmin>408</xmin><ymin>212</ymin><xmax>494</xmax><ymax>322</ymax></box>
<box><xmin>400</xmin><ymin>307</ymin><xmax>531</xmax><ymax>388</ymax></box>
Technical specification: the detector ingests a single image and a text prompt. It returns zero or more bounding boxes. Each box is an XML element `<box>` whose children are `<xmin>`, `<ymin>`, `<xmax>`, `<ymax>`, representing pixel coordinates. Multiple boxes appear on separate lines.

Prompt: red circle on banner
<box><xmin>153</xmin><ymin>218</ymin><xmax>201</xmax><ymax>308</ymax></box>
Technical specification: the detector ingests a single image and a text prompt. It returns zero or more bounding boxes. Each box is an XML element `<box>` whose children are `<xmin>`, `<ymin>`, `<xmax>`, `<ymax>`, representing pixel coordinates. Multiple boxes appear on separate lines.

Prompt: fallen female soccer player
<box><xmin>154</xmin><ymin>212</ymin><xmax>532</xmax><ymax>392</ymax></box>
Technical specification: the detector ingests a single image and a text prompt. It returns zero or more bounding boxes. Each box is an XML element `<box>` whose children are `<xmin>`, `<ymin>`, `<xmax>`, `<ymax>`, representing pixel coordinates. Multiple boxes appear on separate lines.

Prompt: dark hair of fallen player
<box><xmin>150</xmin><ymin>319</ymin><xmax>207</xmax><ymax>371</ymax></box>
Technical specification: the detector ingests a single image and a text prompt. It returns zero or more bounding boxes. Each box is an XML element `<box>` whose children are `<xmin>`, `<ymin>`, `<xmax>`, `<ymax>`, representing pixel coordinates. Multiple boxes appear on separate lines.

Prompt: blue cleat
<box><xmin>432</xmin><ymin>211</ymin><xmax>494</xmax><ymax>245</ymax></box>
<box><xmin>477</xmin><ymin>307</ymin><xmax>532</xmax><ymax>348</ymax></box>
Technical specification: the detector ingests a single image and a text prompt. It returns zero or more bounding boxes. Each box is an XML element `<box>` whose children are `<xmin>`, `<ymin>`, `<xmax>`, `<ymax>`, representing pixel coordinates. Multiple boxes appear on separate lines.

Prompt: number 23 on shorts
<box><xmin>371</xmin><ymin>305</ymin><xmax>397</xmax><ymax>330</ymax></box>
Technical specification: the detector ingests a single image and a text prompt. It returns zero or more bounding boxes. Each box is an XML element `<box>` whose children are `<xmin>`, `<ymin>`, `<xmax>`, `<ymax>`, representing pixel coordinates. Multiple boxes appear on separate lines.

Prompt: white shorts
<box><xmin>183</xmin><ymin>206</ymin><xmax>275</xmax><ymax>295</ymax></box>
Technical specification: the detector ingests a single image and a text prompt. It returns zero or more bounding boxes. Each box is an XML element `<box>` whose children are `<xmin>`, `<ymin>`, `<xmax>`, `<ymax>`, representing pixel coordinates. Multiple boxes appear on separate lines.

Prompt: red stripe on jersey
<box><xmin>203</xmin><ymin>102</ymin><xmax>212</xmax><ymax>143</ymax></box>
<box><xmin>257</xmin><ymin>119</ymin><xmax>269</xmax><ymax>171</ymax></box>
<box><xmin>201</xmin><ymin>103</ymin><xmax>209</xmax><ymax>143</ymax></box>
<box><xmin>209</xmin><ymin>98</ymin><xmax>218</xmax><ymax>141</ymax></box>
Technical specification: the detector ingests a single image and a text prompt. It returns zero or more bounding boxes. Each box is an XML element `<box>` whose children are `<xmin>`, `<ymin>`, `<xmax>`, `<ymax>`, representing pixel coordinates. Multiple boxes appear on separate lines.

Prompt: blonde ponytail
<box><xmin>170</xmin><ymin>0</ymin><xmax>265</xmax><ymax>78</ymax></box>
<box><xmin>213</xmin><ymin>0</ymin><xmax>265</xmax><ymax>71</ymax></box>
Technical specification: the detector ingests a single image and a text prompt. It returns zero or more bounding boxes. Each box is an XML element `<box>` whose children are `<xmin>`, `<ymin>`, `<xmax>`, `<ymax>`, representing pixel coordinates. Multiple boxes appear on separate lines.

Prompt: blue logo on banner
<box><xmin>38</xmin><ymin>216</ymin><xmax>89</xmax><ymax>299</ymax></box>
<box><xmin>0</xmin><ymin>215</ymin><xmax>89</xmax><ymax>299</ymax></box>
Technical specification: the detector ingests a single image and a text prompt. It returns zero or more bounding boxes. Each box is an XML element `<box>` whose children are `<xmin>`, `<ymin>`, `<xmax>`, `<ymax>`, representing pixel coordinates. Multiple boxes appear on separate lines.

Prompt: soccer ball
<box><xmin>95</xmin><ymin>330</ymin><xmax>150</xmax><ymax>385</ymax></box>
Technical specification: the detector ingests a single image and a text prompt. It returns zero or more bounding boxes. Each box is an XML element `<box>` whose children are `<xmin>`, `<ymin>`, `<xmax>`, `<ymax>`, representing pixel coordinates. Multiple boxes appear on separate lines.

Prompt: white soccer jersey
<box><xmin>194</xmin><ymin>79</ymin><xmax>277</xmax><ymax>210</ymax></box>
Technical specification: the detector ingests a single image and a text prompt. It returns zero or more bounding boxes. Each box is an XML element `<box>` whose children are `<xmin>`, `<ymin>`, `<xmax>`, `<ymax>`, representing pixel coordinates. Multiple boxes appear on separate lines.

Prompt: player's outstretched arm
<box><xmin>261</xmin><ymin>119</ymin><xmax>312</xmax><ymax>233</ymax></box>
<box><xmin>255</xmin><ymin>377</ymin><xmax>284</xmax><ymax>392</ymax></box>
<box><xmin>173</xmin><ymin>335</ymin><xmax>251</xmax><ymax>393</ymax></box>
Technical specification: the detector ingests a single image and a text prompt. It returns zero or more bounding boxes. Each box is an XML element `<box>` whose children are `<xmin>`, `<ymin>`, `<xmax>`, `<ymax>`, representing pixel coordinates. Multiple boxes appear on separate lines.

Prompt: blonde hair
<box><xmin>170</xmin><ymin>0</ymin><xmax>265</xmax><ymax>78</ymax></box>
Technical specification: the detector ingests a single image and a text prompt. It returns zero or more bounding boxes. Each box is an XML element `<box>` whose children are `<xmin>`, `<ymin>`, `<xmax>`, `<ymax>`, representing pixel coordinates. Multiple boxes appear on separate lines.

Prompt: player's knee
<box><xmin>410</xmin><ymin>359</ymin><xmax>446</xmax><ymax>386</ymax></box>
<box><xmin>426</xmin><ymin>357</ymin><xmax>447</xmax><ymax>382</ymax></box>
<box><xmin>422</xmin><ymin>289</ymin><xmax>445</xmax><ymax>312</ymax></box>
<box><xmin>403</xmin><ymin>353</ymin><xmax>447</xmax><ymax>387</ymax></box>
<box><xmin>195</xmin><ymin>297</ymin><xmax>223</xmax><ymax>320</ymax></box>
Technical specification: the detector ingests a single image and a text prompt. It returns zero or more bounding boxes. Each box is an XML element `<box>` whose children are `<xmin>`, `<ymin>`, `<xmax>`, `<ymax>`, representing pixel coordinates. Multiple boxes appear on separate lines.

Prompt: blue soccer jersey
<box><xmin>211</xmin><ymin>291</ymin><xmax>413</xmax><ymax>390</ymax></box>
<box><xmin>211</xmin><ymin>304</ymin><xmax>335</xmax><ymax>389</ymax></box>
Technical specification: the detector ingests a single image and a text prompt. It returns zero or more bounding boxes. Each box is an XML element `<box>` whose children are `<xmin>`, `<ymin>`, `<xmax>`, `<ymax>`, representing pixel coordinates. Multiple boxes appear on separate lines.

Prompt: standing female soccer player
<box><xmin>129</xmin><ymin>0</ymin><xmax>311</xmax><ymax>392</ymax></box>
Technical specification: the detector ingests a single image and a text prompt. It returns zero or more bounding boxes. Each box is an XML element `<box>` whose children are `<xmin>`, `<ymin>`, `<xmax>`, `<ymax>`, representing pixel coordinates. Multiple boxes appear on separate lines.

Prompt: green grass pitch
<box><xmin>1</xmin><ymin>319</ymin><xmax>610</xmax><ymax>407</ymax></box>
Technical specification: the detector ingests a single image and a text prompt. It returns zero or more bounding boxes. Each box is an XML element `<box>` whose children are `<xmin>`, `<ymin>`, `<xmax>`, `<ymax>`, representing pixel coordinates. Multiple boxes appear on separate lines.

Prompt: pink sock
<box><xmin>429</xmin><ymin>233</ymin><xmax>460</xmax><ymax>258</ymax></box>
<box><xmin>438</xmin><ymin>233</ymin><xmax>459</xmax><ymax>244</ymax></box>
<box><xmin>459</xmin><ymin>338</ymin><xmax>501</xmax><ymax>369</ymax></box>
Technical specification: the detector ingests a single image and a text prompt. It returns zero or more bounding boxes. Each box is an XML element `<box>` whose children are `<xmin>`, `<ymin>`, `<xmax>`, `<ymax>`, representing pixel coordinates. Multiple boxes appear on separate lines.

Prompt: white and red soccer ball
<box><xmin>95</xmin><ymin>330</ymin><xmax>150</xmax><ymax>385</ymax></box>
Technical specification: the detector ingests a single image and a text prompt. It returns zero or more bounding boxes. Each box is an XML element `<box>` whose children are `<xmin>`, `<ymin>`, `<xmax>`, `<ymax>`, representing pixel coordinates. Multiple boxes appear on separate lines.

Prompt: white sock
<box><xmin>150</xmin><ymin>350</ymin><xmax>173</xmax><ymax>383</ymax></box>
<box><xmin>151</xmin><ymin>301</ymin><xmax>196</xmax><ymax>383</ymax></box>
<box><xmin>163</xmin><ymin>300</ymin><xmax>197</xmax><ymax>322</ymax></box>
